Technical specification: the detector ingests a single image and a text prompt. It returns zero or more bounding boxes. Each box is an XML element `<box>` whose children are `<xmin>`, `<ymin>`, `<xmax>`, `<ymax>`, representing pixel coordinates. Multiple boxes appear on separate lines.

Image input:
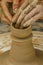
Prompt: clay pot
<box><xmin>11</xmin><ymin>35</ymin><xmax>36</xmax><ymax>62</ymax></box>
<box><xmin>11</xmin><ymin>22</ymin><xmax>32</xmax><ymax>38</ymax></box>
<box><xmin>10</xmin><ymin>22</ymin><xmax>39</xmax><ymax>65</ymax></box>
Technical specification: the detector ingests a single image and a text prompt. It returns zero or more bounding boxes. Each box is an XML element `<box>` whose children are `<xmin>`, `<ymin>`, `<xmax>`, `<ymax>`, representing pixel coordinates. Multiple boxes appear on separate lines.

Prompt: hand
<box><xmin>12</xmin><ymin>0</ymin><xmax>39</xmax><ymax>28</ymax></box>
<box><xmin>12</xmin><ymin>0</ymin><xmax>32</xmax><ymax>23</ymax></box>
<box><xmin>1</xmin><ymin>0</ymin><xmax>12</xmax><ymax>24</ymax></box>
<box><xmin>21</xmin><ymin>5</ymin><xmax>43</xmax><ymax>27</ymax></box>
<box><xmin>1</xmin><ymin>0</ymin><xmax>25</xmax><ymax>24</ymax></box>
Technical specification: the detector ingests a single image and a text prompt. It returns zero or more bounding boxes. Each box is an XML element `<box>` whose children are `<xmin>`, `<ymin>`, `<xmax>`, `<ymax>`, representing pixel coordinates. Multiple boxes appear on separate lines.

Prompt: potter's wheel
<box><xmin>32</xmin><ymin>31</ymin><xmax>43</xmax><ymax>51</ymax></box>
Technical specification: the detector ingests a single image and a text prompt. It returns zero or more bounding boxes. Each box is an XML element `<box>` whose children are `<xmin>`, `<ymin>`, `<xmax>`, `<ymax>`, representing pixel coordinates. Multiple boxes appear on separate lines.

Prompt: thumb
<box><xmin>13</xmin><ymin>0</ymin><xmax>19</xmax><ymax>13</ymax></box>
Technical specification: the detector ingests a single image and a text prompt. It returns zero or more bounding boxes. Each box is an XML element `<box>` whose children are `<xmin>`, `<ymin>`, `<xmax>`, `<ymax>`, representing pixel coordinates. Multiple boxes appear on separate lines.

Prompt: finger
<box><xmin>16</xmin><ymin>5</ymin><xmax>32</xmax><ymax>25</ymax></box>
<box><xmin>13</xmin><ymin>0</ymin><xmax>19</xmax><ymax>13</ymax></box>
<box><xmin>19</xmin><ymin>0</ymin><xmax>29</xmax><ymax>10</ymax></box>
<box><xmin>21</xmin><ymin>6</ymin><xmax>39</xmax><ymax>25</ymax></box>
<box><xmin>1</xmin><ymin>14</ymin><xmax>11</xmax><ymax>24</ymax></box>
<box><xmin>12</xmin><ymin>11</ymin><xmax>20</xmax><ymax>23</ymax></box>
<box><xmin>12</xmin><ymin>0</ymin><xmax>29</xmax><ymax>23</ymax></box>
<box><xmin>23</xmin><ymin>12</ymin><xmax>43</xmax><ymax>27</ymax></box>
<box><xmin>19</xmin><ymin>0</ymin><xmax>38</xmax><ymax>10</ymax></box>
<box><xmin>16</xmin><ymin>0</ymin><xmax>38</xmax><ymax>25</ymax></box>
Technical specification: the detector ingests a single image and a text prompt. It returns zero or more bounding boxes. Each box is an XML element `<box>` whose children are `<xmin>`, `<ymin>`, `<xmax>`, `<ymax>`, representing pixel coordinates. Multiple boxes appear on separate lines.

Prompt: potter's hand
<box><xmin>21</xmin><ymin>5</ymin><xmax>43</xmax><ymax>28</ymax></box>
<box><xmin>14</xmin><ymin>0</ymin><xmax>38</xmax><ymax>28</ymax></box>
<box><xmin>12</xmin><ymin>0</ymin><xmax>38</xmax><ymax>28</ymax></box>
<box><xmin>1</xmin><ymin>0</ymin><xmax>12</xmax><ymax>24</ymax></box>
<box><xmin>1</xmin><ymin>0</ymin><xmax>21</xmax><ymax>24</ymax></box>
<box><xmin>12</xmin><ymin>0</ymin><xmax>28</xmax><ymax>23</ymax></box>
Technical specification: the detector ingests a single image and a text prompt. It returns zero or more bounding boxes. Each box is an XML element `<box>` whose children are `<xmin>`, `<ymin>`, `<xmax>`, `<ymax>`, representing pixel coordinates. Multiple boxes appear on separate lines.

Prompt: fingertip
<box><xmin>23</xmin><ymin>23</ymin><xmax>27</xmax><ymax>27</ymax></box>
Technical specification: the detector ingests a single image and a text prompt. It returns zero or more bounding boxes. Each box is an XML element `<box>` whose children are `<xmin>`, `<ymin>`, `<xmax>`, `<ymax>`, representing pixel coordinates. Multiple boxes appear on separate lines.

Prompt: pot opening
<box><xmin>12</xmin><ymin>22</ymin><xmax>29</xmax><ymax>29</ymax></box>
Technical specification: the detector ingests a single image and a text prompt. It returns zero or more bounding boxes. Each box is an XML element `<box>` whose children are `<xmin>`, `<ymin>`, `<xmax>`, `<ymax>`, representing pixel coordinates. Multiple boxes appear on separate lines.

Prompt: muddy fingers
<box><xmin>12</xmin><ymin>0</ymin><xmax>29</xmax><ymax>28</ymax></box>
<box><xmin>21</xmin><ymin>4</ymin><xmax>43</xmax><ymax>26</ymax></box>
<box><xmin>16</xmin><ymin>0</ymin><xmax>38</xmax><ymax>26</ymax></box>
<box><xmin>23</xmin><ymin>12</ymin><xmax>43</xmax><ymax>27</ymax></box>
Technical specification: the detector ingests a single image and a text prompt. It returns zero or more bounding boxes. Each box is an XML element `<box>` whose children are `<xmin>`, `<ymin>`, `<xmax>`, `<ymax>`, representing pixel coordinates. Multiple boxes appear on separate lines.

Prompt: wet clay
<box><xmin>10</xmin><ymin>22</ymin><xmax>39</xmax><ymax>65</ymax></box>
<box><xmin>0</xmin><ymin>22</ymin><xmax>40</xmax><ymax>65</ymax></box>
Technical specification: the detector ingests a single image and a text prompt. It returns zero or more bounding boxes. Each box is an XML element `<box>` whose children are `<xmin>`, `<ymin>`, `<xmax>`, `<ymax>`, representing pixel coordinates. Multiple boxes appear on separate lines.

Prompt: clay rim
<box><xmin>11</xmin><ymin>22</ymin><xmax>31</xmax><ymax>31</ymax></box>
